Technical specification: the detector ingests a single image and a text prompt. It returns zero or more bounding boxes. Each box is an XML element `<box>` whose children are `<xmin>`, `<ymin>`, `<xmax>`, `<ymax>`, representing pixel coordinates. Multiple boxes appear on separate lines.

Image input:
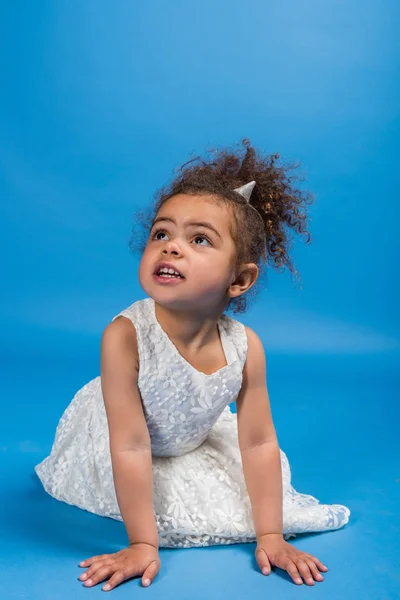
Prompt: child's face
<box><xmin>139</xmin><ymin>194</ymin><xmax>240</xmax><ymax>311</ymax></box>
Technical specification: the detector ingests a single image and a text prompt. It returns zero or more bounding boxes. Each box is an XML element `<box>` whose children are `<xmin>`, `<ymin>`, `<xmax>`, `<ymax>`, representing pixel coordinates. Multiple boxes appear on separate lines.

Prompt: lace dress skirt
<box><xmin>35</xmin><ymin>376</ymin><xmax>351</xmax><ymax>548</ymax></box>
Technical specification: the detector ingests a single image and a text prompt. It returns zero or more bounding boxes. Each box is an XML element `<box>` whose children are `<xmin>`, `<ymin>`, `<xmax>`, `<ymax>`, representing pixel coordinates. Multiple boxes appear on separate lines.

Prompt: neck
<box><xmin>153</xmin><ymin>298</ymin><xmax>226</xmax><ymax>351</ymax></box>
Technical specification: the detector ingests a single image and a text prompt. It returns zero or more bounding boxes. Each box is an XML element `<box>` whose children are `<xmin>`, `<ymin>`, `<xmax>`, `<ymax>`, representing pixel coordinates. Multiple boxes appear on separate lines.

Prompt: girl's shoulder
<box><xmin>110</xmin><ymin>297</ymin><xmax>151</xmax><ymax>329</ymax></box>
<box><xmin>102</xmin><ymin>314</ymin><xmax>140</xmax><ymax>374</ymax></box>
<box><xmin>103</xmin><ymin>298</ymin><xmax>151</xmax><ymax>366</ymax></box>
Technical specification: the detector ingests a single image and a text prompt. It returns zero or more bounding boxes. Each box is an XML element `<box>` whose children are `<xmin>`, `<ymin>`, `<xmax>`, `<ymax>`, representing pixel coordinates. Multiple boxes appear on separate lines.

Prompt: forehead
<box><xmin>154</xmin><ymin>194</ymin><xmax>232</xmax><ymax>234</ymax></box>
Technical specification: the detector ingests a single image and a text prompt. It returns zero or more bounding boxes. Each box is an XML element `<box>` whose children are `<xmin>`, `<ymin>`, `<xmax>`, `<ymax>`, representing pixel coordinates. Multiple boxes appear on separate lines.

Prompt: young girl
<box><xmin>35</xmin><ymin>139</ymin><xmax>350</xmax><ymax>592</ymax></box>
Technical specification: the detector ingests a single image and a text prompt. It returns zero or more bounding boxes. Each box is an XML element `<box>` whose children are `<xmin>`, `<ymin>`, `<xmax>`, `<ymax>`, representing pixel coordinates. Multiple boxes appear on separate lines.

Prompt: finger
<box><xmin>295</xmin><ymin>559</ymin><xmax>315</xmax><ymax>586</ymax></box>
<box><xmin>283</xmin><ymin>559</ymin><xmax>303</xmax><ymax>585</ymax></box>
<box><xmin>79</xmin><ymin>567</ymin><xmax>97</xmax><ymax>581</ymax></box>
<box><xmin>79</xmin><ymin>561</ymin><xmax>110</xmax><ymax>582</ymax></box>
<box><xmin>102</xmin><ymin>570</ymin><xmax>129</xmax><ymax>592</ymax></box>
<box><xmin>142</xmin><ymin>559</ymin><xmax>161</xmax><ymax>587</ymax></box>
<box><xmin>306</xmin><ymin>560</ymin><xmax>325</xmax><ymax>582</ymax></box>
<box><xmin>81</xmin><ymin>565</ymin><xmax>113</xmax><ymax>587</ymax></box>
<box><xmin>79</xmin><ymin>554</ymin><xmax>108</xmax><ymax>567</ymax></box>
<box><xmin>306</xmin><ymin>555</ymin><xmax>328</xmax><ymax>572</ymax></box>
<box><xmin>255</xmin><ymin>547</ymin><xmax>271</xmax><ymax>576</ymax></box>
<box><xmin>102</xmin><ymin>562</ymin><xmax>143</xmax><ymax>592</ymax></box>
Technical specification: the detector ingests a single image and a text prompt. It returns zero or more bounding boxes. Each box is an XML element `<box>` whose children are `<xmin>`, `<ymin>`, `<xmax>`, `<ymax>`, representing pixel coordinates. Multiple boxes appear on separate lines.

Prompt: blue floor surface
<box><xmin>1</xmin><ymin>352</ymin><xmax>399</xmax><ymax>599</ymax></box>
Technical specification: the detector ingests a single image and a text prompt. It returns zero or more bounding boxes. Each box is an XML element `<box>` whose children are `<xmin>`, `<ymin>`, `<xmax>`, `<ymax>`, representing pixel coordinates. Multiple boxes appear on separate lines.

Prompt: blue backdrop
<box><xmin>1</xmin><ymin>2</ymin><xmax>399</xmax><ymax>599</ymax></box>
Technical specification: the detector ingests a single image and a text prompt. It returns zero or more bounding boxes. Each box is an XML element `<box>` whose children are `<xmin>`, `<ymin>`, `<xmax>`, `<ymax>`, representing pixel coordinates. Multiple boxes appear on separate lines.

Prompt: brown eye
<box><xmin>151</xmin><ymin>228</ymin><xmax>166</xmax><ymax>240</ymax></box>
<box><xmin>193</xmin><ymin>235</ymin><xmax>211</xmax><ymax>246</ymax></box>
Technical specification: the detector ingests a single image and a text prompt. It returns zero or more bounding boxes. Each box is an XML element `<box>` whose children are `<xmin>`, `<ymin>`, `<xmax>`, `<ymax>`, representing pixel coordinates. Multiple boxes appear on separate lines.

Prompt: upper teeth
<box><xmin>158</xmin><ymin>267</ymin><xmax>181</xmax><ymax>276</ymax></box>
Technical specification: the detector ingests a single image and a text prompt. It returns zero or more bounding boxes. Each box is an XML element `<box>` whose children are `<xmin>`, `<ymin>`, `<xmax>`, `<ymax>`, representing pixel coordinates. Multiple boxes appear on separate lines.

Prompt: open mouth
<box><xmin>154</xmin><ymin>267</ymin><xmax>185</xmax><ymax>280</ymax></box>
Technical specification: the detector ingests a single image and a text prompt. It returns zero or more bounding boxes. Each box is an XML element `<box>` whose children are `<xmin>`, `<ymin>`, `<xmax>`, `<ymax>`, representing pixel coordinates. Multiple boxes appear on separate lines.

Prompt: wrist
<box><xmin>257</xmin><ymin>532</ymin><xmax>284</xmax><ymax>541</ymax></box>
<box><xmin>129</xmin><ymin>541</ymin><xmax>159</xmax><ymax>551</ymax></box>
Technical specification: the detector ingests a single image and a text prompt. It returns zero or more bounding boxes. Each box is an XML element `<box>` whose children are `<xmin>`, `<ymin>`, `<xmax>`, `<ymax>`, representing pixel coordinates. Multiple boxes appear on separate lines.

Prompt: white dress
<box><xmin>35</xmin><ymin>297</ymin><xmax>351</xmax><ymax>548</ymax></box>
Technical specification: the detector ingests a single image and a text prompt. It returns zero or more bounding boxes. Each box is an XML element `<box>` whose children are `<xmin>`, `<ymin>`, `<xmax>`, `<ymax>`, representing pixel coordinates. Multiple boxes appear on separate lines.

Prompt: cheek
<box><xmin>138</xmin><ymin>253</ymin><xmax>151</xmax><ymax>278</ymax></box>
<box><xmin>195</xmin><ymin>262</ymin><xmax>230</xmax><ymax>285</ymax></box>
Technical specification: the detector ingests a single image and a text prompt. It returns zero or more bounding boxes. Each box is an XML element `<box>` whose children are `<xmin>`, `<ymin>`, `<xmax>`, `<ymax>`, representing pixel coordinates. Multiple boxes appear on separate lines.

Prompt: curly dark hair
<box><xmin>129</xmin><ymin>138</ymin><xmax>315</xmax><ymax>315</ymax></box>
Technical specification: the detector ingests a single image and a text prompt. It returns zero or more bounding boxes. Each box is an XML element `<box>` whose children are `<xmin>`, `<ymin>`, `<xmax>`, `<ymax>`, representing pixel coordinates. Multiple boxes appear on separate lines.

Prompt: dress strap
<box><xmin>218</xmin><ymin>314</ymin><xmax>248</xmax><ymax>371</ymax></box>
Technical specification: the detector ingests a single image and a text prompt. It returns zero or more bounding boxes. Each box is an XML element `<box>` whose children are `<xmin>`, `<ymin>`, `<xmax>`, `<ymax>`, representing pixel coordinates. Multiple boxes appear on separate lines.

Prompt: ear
<box><xmin>228</xmin><ymin>263</ymin><xmax>258</xmax><ymax>299</ymax></box>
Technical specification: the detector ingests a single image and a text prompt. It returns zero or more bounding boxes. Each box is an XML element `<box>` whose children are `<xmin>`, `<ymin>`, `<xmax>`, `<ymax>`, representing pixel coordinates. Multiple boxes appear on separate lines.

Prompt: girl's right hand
<box><xmin>78</xmin><ymin>542</ymin><xmax>161</xmax><ymax>591</ymax></box>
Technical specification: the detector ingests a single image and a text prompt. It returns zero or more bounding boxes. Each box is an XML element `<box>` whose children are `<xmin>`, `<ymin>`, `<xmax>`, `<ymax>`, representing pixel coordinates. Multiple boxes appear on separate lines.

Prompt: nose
<box><xmin>162</xmin><ymin>239</ymin><xmax>182</xmax><ymax>256</ymax></box>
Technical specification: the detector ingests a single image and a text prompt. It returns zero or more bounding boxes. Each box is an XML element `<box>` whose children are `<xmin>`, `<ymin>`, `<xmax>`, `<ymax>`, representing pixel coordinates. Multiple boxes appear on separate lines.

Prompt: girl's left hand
<box><xmin>255</xmin><ymin>533</ymin><xmax>328</xmax><ymax>586</ymax></box>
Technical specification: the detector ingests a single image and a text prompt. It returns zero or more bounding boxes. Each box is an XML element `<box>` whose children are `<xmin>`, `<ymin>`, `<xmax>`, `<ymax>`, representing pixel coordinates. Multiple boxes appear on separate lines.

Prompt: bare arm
<box><xmin>100</xmin><ymin>317</ymin><xmax>159</xmax><ymax>549</ymax></box>
<box><xmin>236</xmin><ymin>326</ymin><xmax>283</xmax><ymax>538</ymax></box>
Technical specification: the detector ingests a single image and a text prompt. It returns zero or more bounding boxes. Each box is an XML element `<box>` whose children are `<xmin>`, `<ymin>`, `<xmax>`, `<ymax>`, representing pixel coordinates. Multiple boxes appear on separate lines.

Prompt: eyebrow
<box><xmin>151</xmin><ymin>216</ymin><xmax>222</xmax><ymax>240</ymax></box>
